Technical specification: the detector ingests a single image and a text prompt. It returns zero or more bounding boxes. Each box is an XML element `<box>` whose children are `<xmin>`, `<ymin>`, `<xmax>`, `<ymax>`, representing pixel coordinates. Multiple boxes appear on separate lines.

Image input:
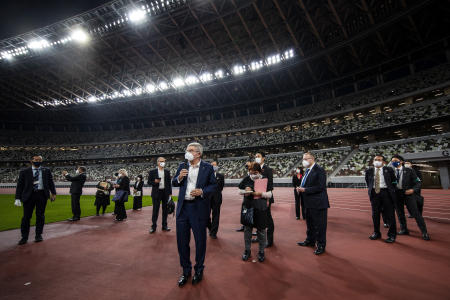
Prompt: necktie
<box><xmin>375</xmin><ymin>168</ymin><xmax>381</xmax><ymax>194</ymax></box>
<box><xmin>396</xmin><ymin>169</ymin><xmax>400</xmax><ymax>181</ymax></box>
<box><xmin>33</xmin><ymin>169</ymin><xmax>39</xmax><ymax>191</ymax></box>
<box><xmin>301</xmin><ymin>169</ymin><xmax>310</xmax><ymax>187</ymax></box>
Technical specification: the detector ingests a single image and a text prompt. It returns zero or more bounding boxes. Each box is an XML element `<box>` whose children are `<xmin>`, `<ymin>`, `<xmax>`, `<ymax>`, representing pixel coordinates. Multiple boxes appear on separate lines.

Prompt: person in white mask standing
<box><xmin>296</xmin><ymin>152</ymin><xmax>330</xmax><ymax>255</ymax></box>
<box><xmin>148</xmin><ymin>157</ymin><xmax>172</xmax><ymax>233</ymax></box>
<box><xmin>172</xmin><ymin>143</ymin><xmax>217</xmax><ymax>287</ymax></box>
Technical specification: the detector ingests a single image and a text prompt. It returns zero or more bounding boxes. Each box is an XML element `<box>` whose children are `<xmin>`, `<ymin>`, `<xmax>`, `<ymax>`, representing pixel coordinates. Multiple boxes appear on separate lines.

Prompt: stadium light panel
<box><xmin>185</xmin><ymin>75</ymin><xmax>199</xmax><ymax>85</ymax></box>
<box><xmin>200</xmin><ymin>72</ymin><xmax>213</xmax><ymax>82</ymax></box>
<box><xmin>71</xmin><ymin>29</ymin><xmax>90</xmax><ymax>43</ymax></box>
<box><xmin>233</xmin><ymin>65</ymin><xmax>245</xmax><ymax>75</ymax></box>
<box><xmin>146</xmin><ymin>83</ymin><xmax>156</xmax><ymax>93</ymax></box>
<box><xmin>159</xmin><ymin>81</ymin><xmax>169</xmax><ymax>90</ymax></box>
<box><xmin>173</xmin><ymin>77</ymin><xmax>185</xmax><ymax>88</ymax></box>
<box><xmin>88</xmin><ymin>95</ymin><xmax>97</xmax><ymax>102</ymax></box>
<box><xmin>134</xmin><ymin>87</ymin><xmax>143</xmax><ymax>95</ymax></box>
<box><xmin>27</xmin><ymin>39</ymin><xmax>50</xmax><ymax>50</ymax></box>
<box><xmin>215</xmin><ymin>70</ymin><xmax>224</xmax><ymax>79</ymax></box>
<box><xmin>129</xmin><ymin>9</ymin><xmax>147</xmax><ymax>23</ymax></box>
<box><xmin>250</xmin><ymin>60</ymin><xmax>263</xmax><ymax>71</ymax></box>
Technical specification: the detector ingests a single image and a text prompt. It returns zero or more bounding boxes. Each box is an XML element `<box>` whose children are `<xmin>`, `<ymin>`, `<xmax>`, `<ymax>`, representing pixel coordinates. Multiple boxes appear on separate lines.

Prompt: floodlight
<box><xmin>200</xmin><ymin>72</ymin><xmax>213</xmax><ymax>82</ymax></box>
<box><xmin>129</xmin><ymin>9</ymin><xmax>146</xmax><ymax>23</ymax></box>
<box><xmin>27</xmin><ymin>39</ymin><xmax>50</xmax><ymax>50</ymax></box>
<box><xmin>185</xmin><ymin>75</ymin><xmax>199</xmax><ymax>85</ymax></box>
<box><xmin>71</xmin><ymin>29</ymin><xmax>90</xmax><ymax>43</ymax></box>
<box><xmin>173</xmin><ymin>77</ymin><xmax>185</xmax><ymax>88</ymax></box>
<box><xmin>159</xmin><ymin>81</ymin><xmax>169</xmax><ymax>90</ymax></box>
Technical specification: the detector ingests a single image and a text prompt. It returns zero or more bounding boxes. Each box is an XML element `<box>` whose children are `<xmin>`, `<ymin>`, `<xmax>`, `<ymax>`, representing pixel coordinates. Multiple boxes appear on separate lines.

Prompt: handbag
<box><xmin>112</xmin><ymin>190</ymin><xmax>127</xmax><ymax>202</ymax></box>
<box><xmin>167</xmin><ymin>196</ymin><xmax>175</xmax><ymax>215</ymax></box>
<box><xmin>240</xmin><ymin>206</ymin><xmax>254</xmax><ymax>227</ymax></box>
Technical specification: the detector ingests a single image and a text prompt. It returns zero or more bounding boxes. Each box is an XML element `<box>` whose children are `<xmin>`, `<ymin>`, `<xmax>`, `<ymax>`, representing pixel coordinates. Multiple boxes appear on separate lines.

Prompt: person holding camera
<box><xmin>113</xmin><ymin>169</ymin><xmax>130</xmax><ymax>221</ymax></box>
<box><xmin>95</xmin><ymin>177</ymin><xmax>113</xmax><ymax>216</ymax></box>
<box><xmin>148</xmin><ymin>157</ymin><xmax>172</xmax><ymax>233</ymax></box>
<box><xmin>63</xmin><ymin>166</ymin><xmax>87</xmax><ymax>221</ymax></box>
<box><xmin>133</xmin><ymin>175</ymin><xmax>144</xmax><ymax>211</ymax></box>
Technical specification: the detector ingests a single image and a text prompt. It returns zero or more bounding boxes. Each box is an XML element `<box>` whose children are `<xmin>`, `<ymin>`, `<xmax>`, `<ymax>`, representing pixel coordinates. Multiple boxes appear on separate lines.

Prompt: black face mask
<box><xmin>32</xmin><ymin>161</ymin><xmax>42</xmax><ymax>167</ymax></box>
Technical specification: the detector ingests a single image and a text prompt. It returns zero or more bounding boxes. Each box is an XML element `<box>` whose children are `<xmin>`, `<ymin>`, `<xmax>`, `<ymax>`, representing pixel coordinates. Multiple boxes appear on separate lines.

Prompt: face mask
<box><xmin>392</xmin><ymin>161</ymin><xmax>401</xmax><ymax>168</ymax></box>
<box><xmin>373</xmin><ymin>161</ymin><xmax>383</xmax><ymax>168</ymax></box>
<box><xmin>32</xmin><ymin>161</ymin><xmax>42</xmax><ymax>167</ymax></box>
<box><xmin>250</xmin><ymin>174</ymin><xmax>261</xmax><ymax>181</ymax></box>
<box><xmin>296</xmin><ymin>169</ymin><xmax>300</xmax><ymax>173</ymax></box>
<box><xmin>76</xmin><ymin>170</ymin><xmax>80</xmax><ymax>174</ymax></box>
<box><xmin>302</xmin><ymin>160</ymin><xmax>310</xmax><ymax>168</ymax></box>
<box><xmin>137</xmin><ymin>177</ymin><xmax>141</xmax><ymax>181</ymax></box>
<box><xmin>255</xmin><ymin>157</ymin><xmax>262</xmax><ymax>164</ymax></box>
<box><xmin>185</xmin><ymin>151</ymin><xmax>195</xmax><ymax>161</ymax></box>
<box><xmin>213</xmin><ymin>166</ymin><xmax>219</xmax><ymax>172</ymax></box>
<box><xmin>404</xmin><ymin>164</ymin><xmax>412</xmax><ymax>168</ymax></box>
<box><xmin>159</xmin><ymin>162</ymin><xmax>166</xmax><ymax>167</ymax></box>
<box><xmin>118</xmin><ymin>173</ymin><xmax>123</xmax><ymax>178</ymax></box>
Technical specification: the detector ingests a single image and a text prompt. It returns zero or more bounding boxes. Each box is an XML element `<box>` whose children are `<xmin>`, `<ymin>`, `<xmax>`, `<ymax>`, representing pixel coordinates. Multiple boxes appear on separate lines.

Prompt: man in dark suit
<box><xmin>255</xmin><ymin>152</ymin><xmax>275</xmax><ymax>247</ymax></box>
<box><xmin>365</xmin><ymin>155</ymin><xmax>397</xmax><ymax>243</ymax></box>
<box><xmin>296</xmin><ymin>152</ymin><xmax>329</xmax><ymax>255</ymax></box>
<box><xmin>172</xmin><ymin>143</ymin><xmax>217</xmax><ymax>287</ymax></box>
<box><xmin>148</xmin><ymin>157</ymin><xmax>172</xmax><ymax>233</ymax></box>
<box><xmin>391</xmin><ymin>155</ymin><xmax>430</xmax><ymax>240</ymax></box>
<box><xmin>208</xmin><ymin>160</ymin><xmax>225</xmax><ymax>239</ymax></box>
<box><xmin>63</xmin><ymin>166</ymin><xmax>87</xmax><ymax>221</ymax></box>
<box><xmin>15</xmin><ymin>155</ymin><xmax>56</xmax><ymax>245</ymax></box>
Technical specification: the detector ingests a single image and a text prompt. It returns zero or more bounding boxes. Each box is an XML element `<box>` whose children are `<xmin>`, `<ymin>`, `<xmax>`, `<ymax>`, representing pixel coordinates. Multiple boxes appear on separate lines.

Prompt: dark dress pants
<box><xmin>21</xmin><ymin>190</ymin><xmax>47</xmax><ymax>239</ymax></box>
<box><xmin>370</xmin><ymin>189</ymin><xmax>397</xmax><ymax>238</ymax></box>
<box><xmin>152</xmin><ymin>189</ymin><xmax>168</xmax><ymax>229</ymax></box>
<box><xmin>71</xmin><ymin>193</ymin><xmax>81</xmax><ymax>218</ymax></box>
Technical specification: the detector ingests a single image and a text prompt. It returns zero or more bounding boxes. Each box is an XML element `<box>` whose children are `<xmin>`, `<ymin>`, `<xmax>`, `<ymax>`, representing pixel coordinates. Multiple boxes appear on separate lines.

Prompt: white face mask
<box><xmin>404</xmin><ymin>164</ymin><xmax>412</xmax><ymax>168</ymax></box>
<box><xmin>296</xmin><ymin>169</ymin><xmax>300</xmax><ymax>173</ymax></box>
<box><xmin>76</xmin><ymin>170</ymin><xmax>79</xmax><ymax>174</ymax></box>
<box><xmin>185</xmin><ymin>151</ymin><xmax>195</xmax><ymax>161</ymax></box>
<box><xmin>213</xmin><ymin>166</ymin><xmax>219</xmax><ymax>172</ymax></box>
<box><xmin>118</xmin><ymin>173</ymin><xmax>123</xmax><ymax>177</ymax></box>
<box><xmin>250</xmin><ymin>174</ymin><xmax>262</xmax><ymax>181</ymax></box>
<box><xmin>255</xmin><ymin>157</ymin><xmax>262</xmax><ymax>164</ymax></box>
<box><xmin>302</xmin><ymin>160</ymin><xmax>311</xmax><ymax>168</ymax></box>
<box><xmin>159</xmin><ymin>162</ymin><xmax>166</xmax><ymax>168</ymax></box>
<box><xmin>373</xmin><ymin>161</ymin><xmax>383</xmax><ymax>168</ymax></box>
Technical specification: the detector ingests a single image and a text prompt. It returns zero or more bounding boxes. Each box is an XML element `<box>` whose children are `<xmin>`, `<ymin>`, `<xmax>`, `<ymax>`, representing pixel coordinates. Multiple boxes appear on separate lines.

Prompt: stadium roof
<box><xmin>0</xmin><ymin>0</ymin><xmax>448</xmax><ymax>114</ymax></box>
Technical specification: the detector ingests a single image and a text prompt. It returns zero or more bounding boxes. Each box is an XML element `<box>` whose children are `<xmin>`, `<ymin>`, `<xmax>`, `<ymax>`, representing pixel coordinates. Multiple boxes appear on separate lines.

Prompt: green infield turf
<box><xmin>0</xmin><ymin>194</ymin><xmax>177</xmax><ymax>232</ymax></box>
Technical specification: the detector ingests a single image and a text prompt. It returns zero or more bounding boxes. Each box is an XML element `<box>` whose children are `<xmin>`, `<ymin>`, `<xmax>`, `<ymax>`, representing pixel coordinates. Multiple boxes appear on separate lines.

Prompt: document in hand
<box><xmin>253</xmin><ymin>178</ymin><xmax>268</xmax><ymax>199</ymax></box>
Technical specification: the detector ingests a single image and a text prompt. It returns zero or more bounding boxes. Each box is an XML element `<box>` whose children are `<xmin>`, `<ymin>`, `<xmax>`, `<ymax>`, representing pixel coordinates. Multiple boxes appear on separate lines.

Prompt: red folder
<box><xmin>253</xmin><ymin>178</ymin><xmax>268</xmax><ymax>199</ymax></box>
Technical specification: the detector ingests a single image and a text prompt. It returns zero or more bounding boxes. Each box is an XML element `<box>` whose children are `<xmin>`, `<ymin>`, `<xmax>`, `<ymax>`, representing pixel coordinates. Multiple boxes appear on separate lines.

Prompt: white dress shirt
<box><xmin>32</xmin><ymin>166</ymin><xmax>44</xmax><ymax>190</ymax></box>
<box><xmin>184</xmin><ymin>160</ymin><xmax>201</xmax><ymax>201</ymax></box>
<box><xmin>396</xmin><ymin>166</ymin><xmax>404</xmax><ymax>190</ymax></box>
<box><xmin>158</xmin><ymin>168</ymin><xmax>165</xmax><ymax>189</ymax></box>
<box><xmin>373</xmin><ymin>167</ymin><xmax>387</xmax><ymax>189</ymax></box>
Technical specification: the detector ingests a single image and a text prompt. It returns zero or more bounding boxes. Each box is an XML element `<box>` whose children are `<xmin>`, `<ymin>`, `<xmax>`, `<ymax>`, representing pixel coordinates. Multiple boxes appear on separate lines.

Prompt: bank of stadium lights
<box><xmin>42</xmin><ymin>47</ymin><xmax>296</xmax><ymax>106</ymax></box>
<box><xmin>70</xmin><ymin>29</ymin><xmax>90</xmax><ymax>43</ymax></box>
<box><xmin>128</xmin><ymin>8</ymin><xmax>147</xmax><ymax>23</ymax></box>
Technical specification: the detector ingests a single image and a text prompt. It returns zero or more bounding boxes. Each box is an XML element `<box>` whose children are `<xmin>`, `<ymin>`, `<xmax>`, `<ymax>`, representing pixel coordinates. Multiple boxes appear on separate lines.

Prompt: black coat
<box><xmin>116</xmin><ymin>176</ymin><xmax>131</xmax><ymax>194</ymax></box>
<box><xmin>261</xmin><ymin>164</ymin><xmax>274</xmax><ymax>204</ymax></box>
<box><xmin>15</xmin><ymin>167</ymin><xmax>56</xmax><ymax>202</ymax></box>
<box><xmin>292</xmin><ymin>174</ymin><xmax>303</xmax><ymax>188</ymax></box>
<box><xmin>65</xmin><ymin>173</ymin><xmax>87</xmax><ymax>195</ymax></box>
<box><xmin>301</xmin><ymin>164</ymin><xmax>330</xmax><ymax>209</ymax></box>
<box><xmin>215</xmin><ymin>172</ymin><xmax>225</xmax><ymax>192</ymax></box>
<box><xmin>148</xmin><ymin>168</ymin><xmax>172</xmax><ymax>197</ymax></box>
<box><xmin>395</xmin><ymin>167</ymin><xmax>421</xmax><ymax>193</ymax></box>
<box><xmin>133</xmin><ymin>180</ymin><xmax>144</xmax><ymax>191</ymax></box>
<box><xmin>365</xmin><ymin>166</ymin><xmax>397</xmax><ymax>201</ymax></box>
<box><xmin>239</xmin><ymin>175</ymin><xmax>272</xmax><ymax>229</ymax></box>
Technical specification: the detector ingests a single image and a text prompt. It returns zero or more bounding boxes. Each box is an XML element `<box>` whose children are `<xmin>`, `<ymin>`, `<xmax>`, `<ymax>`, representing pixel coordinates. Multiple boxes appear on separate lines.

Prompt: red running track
<box><xmin>0</xmin><ymin>188</ymin><xmax>449</xmax><ymax>300</ymax></box>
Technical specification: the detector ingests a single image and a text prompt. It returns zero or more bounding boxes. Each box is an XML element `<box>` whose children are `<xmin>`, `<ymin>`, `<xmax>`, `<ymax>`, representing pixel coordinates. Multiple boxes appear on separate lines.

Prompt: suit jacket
<box><xmin>365</xmin><ymin>166</ymin><xmax>397</xmax><ymax>201</ymax></box>
<box><xmin>261</xmin><ymin>164</ymin><xmax>274</xmax><ymax>204</ymax></box>
<box><xmin>292</xmin><ymin>174</ymin><xmax>302</xmax><ymax>188</ymax></box>
<box><xmin>215</xmin><ymin>172</ymin><xmax>225</xmax><ymax>192</ymax></box>
<box><xmin>148</xmin><ymin>168</ymin><xmax>172</xmax><ymax>197</ymax></box>
<box><xmin>116</xmin><ymin>176</ymin><xmax>131</xmax><ymax>194</ymax></box>
<box><xmin>65</xmin><ymin>173</ymin><xmax>86</xmax><ymax>195</ymax></box>
<box><xmin>172</xmin><ymin>160</ymin><xmax>218</xmax><ymax>218</ymax></box>
<box><xmin>301</xmin><ymin>164</ymin><xmax>330</xmax><ymax>209</ymax></box>
<box><xmin>395</xmin><ymin>167</ymin><xmax>421</xmax><ymax>193</ymax></box>
<box><xmin>15</xmin><ymin>167</ymin><xmax>56</xmax><ymax>202</ymax></box>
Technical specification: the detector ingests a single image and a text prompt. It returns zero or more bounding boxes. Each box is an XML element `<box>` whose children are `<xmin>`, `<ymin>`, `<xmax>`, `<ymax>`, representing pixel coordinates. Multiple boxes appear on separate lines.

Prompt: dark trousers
<box><xmin>208</xmin><ymin>193</ymin><xmax>222</xmax><ymax>236</ymax></box>
<box><xmin>115</xmin><ymin>201</ymin><xmax>127</xmax><ymax>220</ymax></box>
<box><xmin>71</xmin><ymin>193</ymin><xmax>81</xmax><ymax>218</ymax></box>
<box><xmin>266</xmin><ymin>202</ymin><xmax>274</xmax><ymax>244</ymax></box>
<box><xmin>305</xmin><ymin>208</ymin><xmax>328</xmax><ymax>247</ymax></box>
<box><xmin>370</xmin><ymin>189</ymin><xmax>397</xmax><ymax>238</ymax></box>
<box><xmin>152</xmin><ymin>190</ymin><xmax>168</xmax><ymax>229</ymax></box>
<box><xmin>395</xmin><ymin>190</ymin><xmax>427</xmax><ymax>233</ymax></box>
<box><xmin>176</xmin><ymin>201</ymin><xmax>208</xmax><ymax>275</ymax></box>
<box><xmin>133</xmin><ymin>196</ymin><xmax>142</xmax><ymax>210</ymax></box>
<box><xmin>96</xmin><ymin>204</ymin><xmax>107</xmax><ymax>215</ymax></box>
<box><xmin>21</xmin><ymin>190</ymin><xmax>47</xmax><ymax>239</ymax></box>
<box><xmin>294</xmin><ymin>190</ymin><xmax>305</xmax><ymax>219</ymax></box>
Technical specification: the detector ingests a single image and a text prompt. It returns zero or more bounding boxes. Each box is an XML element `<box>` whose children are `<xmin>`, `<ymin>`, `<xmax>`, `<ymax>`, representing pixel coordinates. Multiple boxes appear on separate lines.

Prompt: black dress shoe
<box><xmin>369</xmin><ymin>232</ymin><xmax>381</xmax><ymax>240</ymax></box>
<box><xmin>67</xmin><ymin>217</ymin><xmax>80</xmax><ymax>221</ymax></box>
<box><xmin>314</xmin><ymin>246</ymin><xmax>325</xmax><ymax>255</ymax></box>
<box><xmin>265</xmin><ymin>241</ymin><xmax>273</xmax><ymax>248</ymax></box>
<box><xmin>149</xmin><ymin>228</ymin><xmax>156</xmax><ymax>234</ymax></box>
<box><xmin>422</xmin><ymin>233</ymin><xmax>431</xmax><ymax>241</ymax></box>
<box><xmin>398</xmin><ymin>229</ymin><xmax>410</xmax><ymax>235</ymax></box>
<box><xmin>383</xmin><ymin>223</ymin><xmax>389</xmax><ymax>228</ymax></box>
<box><xmin>297</xmin><ymin>240</ymin><xmax>315</xmax><ymax>247</ymax></box>
<box><xmin>192</xmin><ymin>271</ymin><xmax>203</xmax><ymax>285</ymax></box>
<box><xmin>257</xmin><ymin>251</ymin><xmax>265</xmax><ymax>262</ymax></box>
<box><xmin>296</xmin><ymin>217</ymin><xmax>300</xmax><ymax>220</ymax></box>
<box><xmin>114</xmin><ymin>218</ymin><xmax>123</xmax><ymax>222</ymax></box>
<box><xmin>384</xmin><ymin>237</ymin><xmax>396</xmax><ymax>243</ymax></box>
<box><xmin>251</xmin><ymin>238</ymin><xmax>258</xmax><ymax>243</ymax></box>
<box><xmin>18</xmin><ymin>238</ymin><xmax>27</xmax><ymax>245</ymax></box>
<box><xmin>178</xmin><ymin>274</ymin><xmax>191</xmax><ymax>287</ymax></box>
<box><xmin>236</xmin><ymin>226</ymin><xmax>244</xmax><ymax>232</ymax></box>
<box><xmin>408</xmin><ymin>215</ymin><xmax>414</xmax><ymax>218</ymax></box>
<box><xmin>162</xmin><ymin>227</ymin><xmax>171</xmax><ymax>232</ymax></box>
<box><xmin>35</xmin><ymin>235</ymin><xmax>43</xmax><ymax>243</ymax></box>
<box><xmin>242</xmin><ymin>250</ymin><xmax>251</xmax><ymax>261</ymax></box>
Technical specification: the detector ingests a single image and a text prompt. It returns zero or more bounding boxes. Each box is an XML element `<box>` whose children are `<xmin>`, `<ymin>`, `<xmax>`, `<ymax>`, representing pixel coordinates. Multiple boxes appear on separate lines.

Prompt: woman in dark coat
<box><xmin>113</xmin><ymin>169</ymin><xmax>130</xmax><ymax>221</ymax></box>
<box><xmin>292</xmin><ymin>167</ymin><xmax>305</xmax><ymax>220</ymax></box>
<box><xmin>238</xmin><ymin>162</ymin><xmax>273</xmax><ymax>263</ymax></box>
<box><xmin>95</xmin><ymin>178</ymin><xmax>113</xmax><ymax>216</ymax></box>
<box><xmin>133</xmin><ymin>175</ymin><xmax>144</xmax><ymax>210</ymax></box>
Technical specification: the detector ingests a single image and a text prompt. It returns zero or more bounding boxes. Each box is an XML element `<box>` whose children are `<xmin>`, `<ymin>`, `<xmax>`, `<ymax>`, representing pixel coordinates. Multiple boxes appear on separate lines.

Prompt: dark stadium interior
<box><xmin>0</xmin><ymin>0</ymin><xmax>449</xmax><ymax>299</ymax></box>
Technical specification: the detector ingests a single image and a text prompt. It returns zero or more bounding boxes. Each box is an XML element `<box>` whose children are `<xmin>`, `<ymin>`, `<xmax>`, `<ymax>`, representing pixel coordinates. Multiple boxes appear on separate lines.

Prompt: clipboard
<box><xmin>253</xmin><ymin>178</ymin><xmax>268</xmax><ymax>199</ymax></box>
